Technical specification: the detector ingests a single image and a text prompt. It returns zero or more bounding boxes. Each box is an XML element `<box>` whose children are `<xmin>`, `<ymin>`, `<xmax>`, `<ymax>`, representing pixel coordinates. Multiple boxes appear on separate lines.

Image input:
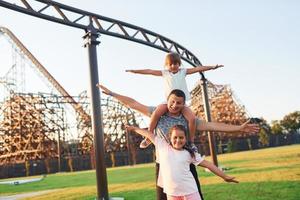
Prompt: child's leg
<box><xmin>182</xmin><ymin>106</ymin><xmax>196</xmax><ymax>143</ymax></box>
<box><xmin>140</xmin><ymin>104</ymin><xmax>168</xmax><ymax>148</ymax></box>
<box><xmin>167</xmin><ymin>195</ymin><xmax>184</xmax><ymax>200</ymax></box>
<box><xmin>184</xmin><ymin>192</ymin><xmax>201</xmax><ymax>200</ymax></box>
<box><xmin>149</xmin><ymin>104</ymin><xmax>168</xmax><ymax>132</ymax></box>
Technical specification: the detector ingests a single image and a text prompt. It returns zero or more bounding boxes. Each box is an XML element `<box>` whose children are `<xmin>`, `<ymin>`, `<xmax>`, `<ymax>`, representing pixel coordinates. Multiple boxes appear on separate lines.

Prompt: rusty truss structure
<box><xmin>77</xmin><ymin>91</ymin><xmax>145</xmax><ymax>155</ymax></box>
<box><xmin>0</xmin><ymin>91</ymin><xmax>144</xmax><ymax>165</ymax></box>
<box><xmin>0</xmin><ymin>93</ymin><xmax>65</xmax><ymax>164</ymax></box>
<box><xmin>0</xmin><ymin>26</ymin><xmax>145</xmax><ymax>166</ymax></box>
<box><xmin>191</xmin><ymin>81</ymin><xmax>255</xmax><ymax>139</ymax></box>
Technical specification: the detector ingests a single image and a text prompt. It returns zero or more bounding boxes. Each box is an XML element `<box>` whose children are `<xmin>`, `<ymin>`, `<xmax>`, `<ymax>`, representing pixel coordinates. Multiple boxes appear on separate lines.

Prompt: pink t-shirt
<box><xmin>154</xmin><ymin>136</ymin><xmax>204</xmax><ymax>196</ymax></box>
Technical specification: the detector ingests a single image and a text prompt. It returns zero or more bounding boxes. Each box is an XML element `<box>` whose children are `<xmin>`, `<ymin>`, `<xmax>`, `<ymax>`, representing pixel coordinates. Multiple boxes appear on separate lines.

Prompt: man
<box><xmin>97</xmin><ymin>84</ymin><xmax>260</xmax><ymax>200</ymax></box>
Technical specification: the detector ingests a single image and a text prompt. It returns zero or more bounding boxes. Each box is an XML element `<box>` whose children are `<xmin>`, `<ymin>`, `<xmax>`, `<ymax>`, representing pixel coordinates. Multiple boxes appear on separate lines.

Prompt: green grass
<box><xmin>0</xmin><ymin>145</ymin><xmax>299</xmax><ymax>200</ymax></box>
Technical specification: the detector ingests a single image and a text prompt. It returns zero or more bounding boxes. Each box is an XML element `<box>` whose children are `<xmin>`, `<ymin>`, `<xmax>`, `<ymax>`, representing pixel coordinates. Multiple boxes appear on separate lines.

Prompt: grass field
<box><xmin>0</xmin><ymin>144</ymin><xmax>299</xmax><ymax>200</ymax></box>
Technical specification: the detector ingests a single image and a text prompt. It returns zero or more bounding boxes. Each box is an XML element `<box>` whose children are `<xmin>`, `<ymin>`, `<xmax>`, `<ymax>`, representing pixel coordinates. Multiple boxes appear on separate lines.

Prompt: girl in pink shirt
<box><xmin>126</xmin><ymin>124</ymin><xmax>238</xmax><ymax>200</ymax></box>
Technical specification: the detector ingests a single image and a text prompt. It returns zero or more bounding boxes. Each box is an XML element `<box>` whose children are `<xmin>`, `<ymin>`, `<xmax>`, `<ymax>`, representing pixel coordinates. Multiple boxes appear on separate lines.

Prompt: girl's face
<box><xmin>170</xmin><ymin>129</ymin><xmax>187</xmax><ymax>150</ymax></box>
<box><xmin>165</xmin><ymin>62</ymin><xmax>180</xmax><ymax>73</ymax></box>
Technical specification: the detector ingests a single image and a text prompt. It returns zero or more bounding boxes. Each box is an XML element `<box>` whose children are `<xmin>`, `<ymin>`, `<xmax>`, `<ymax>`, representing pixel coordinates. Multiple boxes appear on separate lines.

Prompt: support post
<box><xmin>126</xmin><ymin>129</ymin><xmax>132</xmax><ymax>166</ymax></box>
<box><xmin>84</xmin><ymin>23</ymin><xmax>109</xmax><ymax>200</ymax></box>
<box><xmin>57</xmin><ymin>129</ymin><xmax>61</xmax><ymax>172</ymax></box>
<box><xmin>200</xmin><ymin>75</ymin><xmax>218</xmax><ymax>167</ymax></box>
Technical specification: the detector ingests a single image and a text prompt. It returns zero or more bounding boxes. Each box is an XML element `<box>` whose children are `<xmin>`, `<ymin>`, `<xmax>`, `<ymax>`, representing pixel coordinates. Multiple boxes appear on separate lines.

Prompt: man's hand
<box><xmin>240</xmin><ymin>119</ymin><xmax>260</xmax><ymax>133</ymax></box>
<box><xmin>96</xmin><ymin>84</ymin><xmax>113</xmax><ymax>96</ymax></box>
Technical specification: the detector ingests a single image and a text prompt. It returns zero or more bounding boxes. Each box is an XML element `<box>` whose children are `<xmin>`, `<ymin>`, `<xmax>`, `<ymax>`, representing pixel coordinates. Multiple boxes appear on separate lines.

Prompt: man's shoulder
<box><xmin>148</xmin><ymin>106</ymin><xmax>156</xmax><ymax>114</ymax></box>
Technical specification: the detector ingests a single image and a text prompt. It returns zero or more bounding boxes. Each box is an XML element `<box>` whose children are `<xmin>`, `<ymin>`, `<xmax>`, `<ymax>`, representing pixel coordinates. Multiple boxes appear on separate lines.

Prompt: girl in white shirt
<box><xmin>126</xmin><ymin>52</ymin><xmax>223</xmax><ymax>149</ymax></box>
<box><xmin>126</xmin><ymin>124</ymin><xmax>238</xmax><ymax>200</ymax></box>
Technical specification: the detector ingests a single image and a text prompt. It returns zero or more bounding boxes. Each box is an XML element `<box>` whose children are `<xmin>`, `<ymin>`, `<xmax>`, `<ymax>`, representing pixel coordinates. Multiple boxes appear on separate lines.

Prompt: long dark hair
<box><xmin>168</xmin><ymin>125</ymin><xmax>195</xmax><ymax>158</ymax></box>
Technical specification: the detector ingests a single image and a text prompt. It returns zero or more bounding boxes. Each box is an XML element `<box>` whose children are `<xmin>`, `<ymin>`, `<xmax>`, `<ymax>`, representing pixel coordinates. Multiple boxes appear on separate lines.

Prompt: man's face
<box><xmin>170</xmin><ymin>129</ymin><xmax>187</xmax><ymax>150</ymax></box>
<box><xmin>167</xmin><ymin>94</ymin><xmax>185</xmax><ymax>116</ymax></box>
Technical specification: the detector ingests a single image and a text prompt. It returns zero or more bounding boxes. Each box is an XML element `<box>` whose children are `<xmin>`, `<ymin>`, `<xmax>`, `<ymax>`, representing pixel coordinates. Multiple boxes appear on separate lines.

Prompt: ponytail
<box><xmin>183</xmin><ymin>144</ymin><xmax>195</xmax><ymax>158</ymax></box>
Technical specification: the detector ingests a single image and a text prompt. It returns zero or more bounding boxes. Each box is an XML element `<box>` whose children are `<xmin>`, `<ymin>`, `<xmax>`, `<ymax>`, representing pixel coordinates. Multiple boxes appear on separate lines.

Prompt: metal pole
<box><xmin>57</xmin><ymin>129</ymin><xmax>61</xmax><ymax>172</ymax></box>
<box><xmin>126</xmin><ymin>129</ymin><xmax>132</xmax><ymax>166</ymax></box>
<box><xmin>84</xmin><ymin>22</ymin><xmax>109</xmax><ymax>200</ymax></box>
<box><xmin>200</xmin><ymin>75</ymin><xmax>218</xmax><ymax>167</ymax></box>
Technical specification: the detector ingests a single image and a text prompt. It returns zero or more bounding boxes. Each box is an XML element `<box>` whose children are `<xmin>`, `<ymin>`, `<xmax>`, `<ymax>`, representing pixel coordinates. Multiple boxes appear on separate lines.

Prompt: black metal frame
<box><xmin>0</xmin><ymin>0</ymin><xmax>202</xmax><ymax>66</ymax></box>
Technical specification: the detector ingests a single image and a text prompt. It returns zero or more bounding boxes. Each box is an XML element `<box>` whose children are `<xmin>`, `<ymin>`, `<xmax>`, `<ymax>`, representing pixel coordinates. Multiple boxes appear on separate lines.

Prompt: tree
<box><xmin>280</xmin><ymin>111</ymin><xmax>300</xmax><ymax>134</ymax></box>
<box><xmin>271</xmin><ymin>120</ymin><xmax>283</xmax><ymax>146</ymax></box>
<box><xmin>257</xmin><ymin>118</ymin><xmax>271</xmax><ymax>147</ymax></box>
<box><xmin>271</xmin><ymin>120</ymin><xmax>283</xmax><ymax>135</ymax></box>
<box><xmin>259</xmin><ymin>128</ymin><xmax>269</xmax><ymax>147</ymax></box>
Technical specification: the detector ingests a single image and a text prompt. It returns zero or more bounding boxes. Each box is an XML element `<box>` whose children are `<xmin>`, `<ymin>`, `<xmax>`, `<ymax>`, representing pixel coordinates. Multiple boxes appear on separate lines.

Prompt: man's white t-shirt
<box><xmin>154</xmin><ymin>136</ymin><xmax>204</xmax><ymax>196</ymax></box>
<box><xmin>162</xmin><ymin>68</ymin><xmax>191</xmax><ymax>100</ymax></box>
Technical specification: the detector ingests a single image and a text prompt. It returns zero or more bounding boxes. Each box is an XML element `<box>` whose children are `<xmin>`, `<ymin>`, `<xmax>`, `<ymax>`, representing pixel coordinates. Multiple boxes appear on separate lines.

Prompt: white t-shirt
<box><xmin>154</xmin><ymin>136</ymin><xmax>204</xmax><ymax>196</ymax></box>
<box><xmin>161</xmin><ymin>68</ymin><xmax>191</xmax><ymax>100</ymax></box>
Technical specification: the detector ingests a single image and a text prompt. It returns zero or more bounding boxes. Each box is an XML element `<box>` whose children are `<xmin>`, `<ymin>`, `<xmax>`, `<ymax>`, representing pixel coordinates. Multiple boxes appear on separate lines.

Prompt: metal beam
<box><xmin>0</xmin><ymin>0</ymin><xmax>202</xmax><ymax>66</ymax></box>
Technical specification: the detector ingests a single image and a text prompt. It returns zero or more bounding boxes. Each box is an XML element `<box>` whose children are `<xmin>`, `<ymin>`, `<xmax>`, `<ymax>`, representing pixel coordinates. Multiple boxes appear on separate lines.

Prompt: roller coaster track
<box><xmin>0</xmin><ymin>26</ymin><xmax>90</xmax><ymax>124</ymax></box>
<box><xmin>0</xmin><ymin>0</ymin><xmax>202</xmax><ymax>67</ymax></box>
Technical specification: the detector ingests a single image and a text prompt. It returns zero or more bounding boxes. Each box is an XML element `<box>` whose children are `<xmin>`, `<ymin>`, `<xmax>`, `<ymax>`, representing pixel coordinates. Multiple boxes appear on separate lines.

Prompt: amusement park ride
<box><xmin>0</xmin><ymin>1</ymin><xmax>256</xmax><ymax>199</ymax></box>
<box><xmin>0</xmin><ymin>26</ymin><xmax>145</xmax><ymax>165</ymax></box>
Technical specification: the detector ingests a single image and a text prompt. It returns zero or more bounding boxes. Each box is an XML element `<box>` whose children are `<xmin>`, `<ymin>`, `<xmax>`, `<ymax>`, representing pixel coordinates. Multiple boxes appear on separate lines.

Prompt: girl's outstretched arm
<box><xmin>186</xmin><ymin>65</ymin><xmax>224</xmax><ymax>75</ymax></box>
<box><xmin>125</xmin><ymin>69</ymin><xmax>162</xmax><ymax>76</ymax></box>
<box><xmin>125</xmin><ymin>125</ymin><xmax>155</xmax><ymax>143</ymax></box>
<box><xmin>199</xmin><ymin>160</ymin><xmax>239</xmax><ymax>183</ymax></box>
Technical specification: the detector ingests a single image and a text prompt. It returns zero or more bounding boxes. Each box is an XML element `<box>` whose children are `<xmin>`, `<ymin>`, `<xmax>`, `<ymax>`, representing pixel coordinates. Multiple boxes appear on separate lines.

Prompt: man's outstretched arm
<box><xmin>97</xmin><ymin>84</ymin><xmax>151</xmax><ymax>117</ymax></box>
<box><xmin>197</xmin><ymin>119</ymin><xmax>260</xmax><ymax>134</ymax></box>
<box><xmin>97</xmin><ymin>84</ymin><xmax>260</xmax><ymax>135</ymax></box>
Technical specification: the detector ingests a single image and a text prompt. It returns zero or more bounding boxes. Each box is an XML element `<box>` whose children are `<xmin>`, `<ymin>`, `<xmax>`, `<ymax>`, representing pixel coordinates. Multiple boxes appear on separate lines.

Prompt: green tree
<box><xmin>280</xmin><ymin>111</ymin><xmax>300</xmax><ymax>134</ymax></box>
<box><xmin>259</xmin><ymin>128</ymin><xmax>269</xmax><ymax>147</ymax></box>
<box><xmin>258</xmin><ymin>118</ymin><xmax>271</xmax><ymax>147</ymax></box>
<box><xmin>271</xmin><ymin>120</ymin><xmax>283</xmax><ymax>146</ymax></box>
<box><xmin>271</xmin><ymin>120</ymin><xmax>283</xmax><ymax>134</ymax></box>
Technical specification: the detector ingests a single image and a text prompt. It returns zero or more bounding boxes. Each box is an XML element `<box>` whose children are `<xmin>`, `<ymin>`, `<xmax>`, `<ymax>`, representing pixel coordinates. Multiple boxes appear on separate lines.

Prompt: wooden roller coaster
<box><xmin>0</xmin><ymin>27</ymin><xmax>144</xmax><ymax>165</ymax></box>
<box><xmin>191</xmin><ymin>81</ymin><xmax>256</xmax><ymax>140</ymax></box>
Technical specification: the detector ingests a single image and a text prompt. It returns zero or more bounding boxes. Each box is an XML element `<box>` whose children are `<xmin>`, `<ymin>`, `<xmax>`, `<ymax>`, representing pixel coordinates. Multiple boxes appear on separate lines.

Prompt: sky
<box><xmin>0</xmin><ymin>0</ymin><xmax>299</xmax><ymax>123</ymax></box>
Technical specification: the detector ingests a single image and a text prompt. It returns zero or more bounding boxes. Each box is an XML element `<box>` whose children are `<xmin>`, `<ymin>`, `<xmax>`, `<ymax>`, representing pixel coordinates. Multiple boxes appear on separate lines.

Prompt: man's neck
<box><xmin>167</xmin><ymin>112</ymin><xmax>181</xmax><ymax>117</ymax></box>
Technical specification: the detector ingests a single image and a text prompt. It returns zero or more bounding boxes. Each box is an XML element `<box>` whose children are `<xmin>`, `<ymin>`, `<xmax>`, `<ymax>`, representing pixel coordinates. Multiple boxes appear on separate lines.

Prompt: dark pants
<box><xmin>155</xmin><ymin>163</ymin><xmax>204</xmax><ymax>200</ymax></box>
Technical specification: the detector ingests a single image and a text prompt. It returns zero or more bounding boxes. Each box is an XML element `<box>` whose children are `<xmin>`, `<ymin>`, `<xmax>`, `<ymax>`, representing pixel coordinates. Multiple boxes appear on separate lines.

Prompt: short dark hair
<box><xmin>168</xmin><ymin>89</ymin><xmax>186</xmax><ymax>102</ymax></box>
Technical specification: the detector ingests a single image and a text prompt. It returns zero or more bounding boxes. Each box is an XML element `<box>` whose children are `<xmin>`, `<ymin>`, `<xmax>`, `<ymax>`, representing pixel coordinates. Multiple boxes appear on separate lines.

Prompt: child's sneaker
<box><xmin>139</xmin><ymin>138</ymin><xmax>151</xmax><ymax>148</ymax></box>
